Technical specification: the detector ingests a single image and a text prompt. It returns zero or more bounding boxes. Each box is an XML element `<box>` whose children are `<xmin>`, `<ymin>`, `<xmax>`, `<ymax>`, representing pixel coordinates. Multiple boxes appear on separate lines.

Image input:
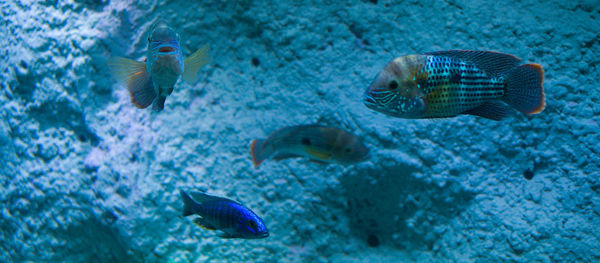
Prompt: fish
<box><xmin>108</xmin><ymin>20</ymin><xmax>210</xmax><ymax>111</ymax></box>
<box><xmin>363</xmin><ymin>50</ymin><xmax>545</xmax><ymax>120</ymax></box>
<box><xmin>250</xmin><ymin>125</ymin><xmax>369</xmax><ymax>167</ymax></box>
<box><xmin>180</xmin><ymin>190</ymin><xmax>269</xmax><ymax>239</ymax></box>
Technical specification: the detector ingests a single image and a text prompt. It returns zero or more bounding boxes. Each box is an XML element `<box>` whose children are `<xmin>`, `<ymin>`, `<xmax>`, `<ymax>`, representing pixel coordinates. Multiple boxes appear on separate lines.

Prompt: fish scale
<box><xmin>422</xmin><ymin>55</ymin><xmax>505</xmax><ymax>117</ymax></box>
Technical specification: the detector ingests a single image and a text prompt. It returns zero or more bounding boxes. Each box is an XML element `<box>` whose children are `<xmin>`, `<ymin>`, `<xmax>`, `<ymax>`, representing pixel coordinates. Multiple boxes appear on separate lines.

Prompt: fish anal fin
<box><xmin>182</xmin><ymin>44</ymin><xmax>211</xmax><ymax>83</ymax></box>
<box><xmin>463</xmin><ymin>101</ymin><xmax>512</xmax><ymax>121</ymax></box>
<box><xmin>424</xmin><ymin>50</ymin><xmax>521</xmax><ymax>76</ymax></box>
<box><xmin>193</xmin><ymin>217</ymin><xmax>217</xmax><ymax>230</ymax></box>
<box><xmin>308</xmin><ymin>159</ymin><xmax>329</xmax><ymax>165</ymax></box>
<box><xmin>272</xmin><ymin>152</ymin><xmax>304</xmax><ymax>161</ymax></box>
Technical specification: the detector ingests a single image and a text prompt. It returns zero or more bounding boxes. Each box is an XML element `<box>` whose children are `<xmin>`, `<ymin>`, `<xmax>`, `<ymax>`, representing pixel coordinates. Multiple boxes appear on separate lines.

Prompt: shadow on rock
<box><xmin>51</xmin><ymin>211</ymin><xmax>141</xmax><ymax>263</ymax></box>
<box><xmin>30</xmin><ymin>97</ymin><xmax>100</xmax><ymax>146</ymax></box>
<box><xmin>341</xmin><ymin>157</ymin><xmax>475</xmax><ymax>251</ymax></box>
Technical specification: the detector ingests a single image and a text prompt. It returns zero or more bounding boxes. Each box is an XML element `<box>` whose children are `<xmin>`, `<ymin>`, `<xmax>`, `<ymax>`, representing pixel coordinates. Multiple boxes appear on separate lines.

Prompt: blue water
<box><xmin>1</xmin><ymin>0</ymin><xmax>599</xmax><ymax>262</ymax></box>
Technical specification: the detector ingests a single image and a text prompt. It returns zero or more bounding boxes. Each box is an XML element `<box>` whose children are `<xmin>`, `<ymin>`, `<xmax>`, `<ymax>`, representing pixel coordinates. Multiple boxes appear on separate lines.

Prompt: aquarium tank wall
<box><xmin>1</xmin><ymin>0</ymin><xmax>599</xmax><ymax>262</ymax></box>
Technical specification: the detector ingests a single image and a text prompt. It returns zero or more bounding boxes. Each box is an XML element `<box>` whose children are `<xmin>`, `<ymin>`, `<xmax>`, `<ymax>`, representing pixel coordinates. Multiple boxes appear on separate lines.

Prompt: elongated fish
<box><xmin>250</xmin><ymin>125</ymin><xmax>369</xmax><ymax>167</ymax></box>
<box><xmin>109</xmin><ymin>20</ymin><xmax>210</xmax><ymax>111</ymax></box>
<box><xmin>181</xmin><ymin>190</ymin><xmax>269</xmax><ymax>239</ymax></box>
<box><xmin>363</xmin><ymin>50</ymin><xmax>545</xmax><ymax>120</ymax></box>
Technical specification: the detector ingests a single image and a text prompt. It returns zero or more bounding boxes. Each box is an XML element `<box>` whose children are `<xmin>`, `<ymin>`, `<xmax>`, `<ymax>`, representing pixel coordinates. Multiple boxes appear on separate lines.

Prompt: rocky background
<box><xmin>1</xmin><ymin>0</ymin><xmax>598</xmax><ymax>262</ymax></box>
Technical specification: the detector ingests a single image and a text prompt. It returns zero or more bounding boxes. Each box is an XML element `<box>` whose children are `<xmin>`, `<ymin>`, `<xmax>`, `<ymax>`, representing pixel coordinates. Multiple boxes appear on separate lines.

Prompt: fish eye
<box><xmin>248</xmin><ymin>220</ymin><xmax>257</xmax><ymax>230</ymax></box>
<box><xmin>345</xmin><ymin>148</ymin><xmax>352</xmax><ymax>153</ymax></box>
<box><xmin>388</xmin><ymin>80</ymin><xmax>399</xmax><ymax>90</ymax></box>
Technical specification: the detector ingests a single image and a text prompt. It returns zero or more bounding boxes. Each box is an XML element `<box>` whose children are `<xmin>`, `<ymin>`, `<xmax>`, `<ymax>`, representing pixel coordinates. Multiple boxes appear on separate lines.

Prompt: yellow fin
<box><xmin>107</xmin><ymin>57</ymin><xmax>146</xmax><ymax>85</ymax></box>
<box><xmin>305</xmin><ymin>147</ymin><xmax>332</xmax><ymax>161</ymax></box>
<box><xmin>182</xmin><ymin>44</ymin><xmax>211</xmax><ymax>83</ymax></box>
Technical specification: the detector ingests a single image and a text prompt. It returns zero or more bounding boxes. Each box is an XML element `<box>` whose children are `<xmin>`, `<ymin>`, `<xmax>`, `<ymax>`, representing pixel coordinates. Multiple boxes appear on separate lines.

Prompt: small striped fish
<box><xmin>363</xmin><ymin>50</ymin><xmax>545</xmax><ymax>120</ymax></box>
<box><xmin>249</xmin><ymin>125</ymin><xmax>369</xmax><ymax>168</ymax></box>
<box><xmin>181</xmin><ymin>190</ymin><xmax>269</xmax><ymax>239</ymax></box>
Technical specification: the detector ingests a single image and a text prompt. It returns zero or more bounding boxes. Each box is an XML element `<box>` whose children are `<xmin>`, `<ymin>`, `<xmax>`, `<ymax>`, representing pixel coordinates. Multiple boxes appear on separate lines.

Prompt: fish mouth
<box><xmin>250</xmin><ymin>232</ymin><xmax>269</xmax><ymax>239</ymax></box>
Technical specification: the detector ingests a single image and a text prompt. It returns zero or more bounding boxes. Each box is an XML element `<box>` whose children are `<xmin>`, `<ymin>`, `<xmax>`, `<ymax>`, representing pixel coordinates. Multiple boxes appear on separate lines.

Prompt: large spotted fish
<box><xmin>364</xmin><ymin>50</ymin><xmax>545</xmax><ymax>120</ymax></box>
<box><xmin>109</xmin><ymin>20</ymin><xmax>210</xmax><ymax>111</ymax></box>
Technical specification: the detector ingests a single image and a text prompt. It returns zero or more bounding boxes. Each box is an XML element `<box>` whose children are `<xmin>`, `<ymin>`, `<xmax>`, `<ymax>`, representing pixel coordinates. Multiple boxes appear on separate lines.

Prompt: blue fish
<box><xmin>180</xmin><ymin>190</ymin><xmax>269</xmax><ymax>239</ymax></box>
<box><xmin>109</xmin><ymin>20</ymin><xmax>210</xmax><ymax>111</ymax></box>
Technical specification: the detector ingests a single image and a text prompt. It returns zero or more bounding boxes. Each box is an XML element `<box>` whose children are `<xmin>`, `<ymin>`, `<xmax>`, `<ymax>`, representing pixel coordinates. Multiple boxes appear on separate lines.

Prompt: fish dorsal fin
<box><xmin>463</xmin><ymin>100</ymin><xmax>512</xmax><ymax>121</ymax></box>
<box><xmin>424</xmin><ymin>50</ymin><xmax>521</xmax><ymax>77</ymax></box>
<box><xmin>188</xmin><ymin>191</ymin><xmax>241</xmax><ymax>205</ymax></box>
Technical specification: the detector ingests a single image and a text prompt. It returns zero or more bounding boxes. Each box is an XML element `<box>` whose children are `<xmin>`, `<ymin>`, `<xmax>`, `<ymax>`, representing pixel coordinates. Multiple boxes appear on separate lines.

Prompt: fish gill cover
<box><xmin>1</xmin><ymin>0</ymin><xmax>599</xmax><ymax>262</ymax></box>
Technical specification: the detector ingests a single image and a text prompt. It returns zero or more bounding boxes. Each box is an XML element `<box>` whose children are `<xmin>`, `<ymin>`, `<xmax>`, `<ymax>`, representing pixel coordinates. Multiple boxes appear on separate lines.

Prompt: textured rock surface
<box><xmin>1</xmin><ymin>0</ymin><xmax>599</xmax><ymax>262</ymax></box>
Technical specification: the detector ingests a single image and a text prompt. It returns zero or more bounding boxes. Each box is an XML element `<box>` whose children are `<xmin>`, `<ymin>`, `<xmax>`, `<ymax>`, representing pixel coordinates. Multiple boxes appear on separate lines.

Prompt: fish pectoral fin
<box><xmin>217</xmin><ymin>230</ymin><xmax>238</xmax><ymax>239</ymax></box>
<box><xmin>463</xmin><ymin>101</ymin><xmax>512</xmax><ymax>121</ymax></box>
<box><xmin>304</xmin><ymin>147</ymin><xmax>333</xmax><ymax>161</ymax></box>
<box><xmin>107</xmin><ymin>57</ymin><xmax>146</xmax><ymax>84</ymax></box>
<box><xmin>193</xmin><ymin>217</ymin><xmax>217</xmax><ymax>230</ymax></box>
<box><xmin>182</xmin><ymin>44</ymin><xmax>211</xmax><ymax>83</ymax></box>
<box><xmin>107</xmin><ymin>57</ymin><xmax>156</xmax><ymax>108</ymax></box>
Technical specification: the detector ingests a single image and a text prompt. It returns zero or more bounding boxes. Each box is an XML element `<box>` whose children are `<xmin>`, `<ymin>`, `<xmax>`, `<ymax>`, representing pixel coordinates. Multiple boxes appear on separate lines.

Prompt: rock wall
<box><xmin>1</xmin><ymin>0</ymin><xmax>598</xmax><ymax>262</ymax></box>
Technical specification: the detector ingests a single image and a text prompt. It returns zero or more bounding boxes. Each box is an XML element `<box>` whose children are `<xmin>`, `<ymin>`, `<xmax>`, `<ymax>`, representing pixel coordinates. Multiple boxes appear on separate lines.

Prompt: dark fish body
<box><xmin>249</xmin><ymin>125</ymin><xmax>369</xmax><ymax>167</ymax></box>
<box><xmin>364</xmin><ymin>50</ymin><xmax>545</xmax><ymax>120</ymax></box>
<box><xmin>181</xmin><ymin>190</ymin><xmax>268</xmax><ymax>239</ymax></box>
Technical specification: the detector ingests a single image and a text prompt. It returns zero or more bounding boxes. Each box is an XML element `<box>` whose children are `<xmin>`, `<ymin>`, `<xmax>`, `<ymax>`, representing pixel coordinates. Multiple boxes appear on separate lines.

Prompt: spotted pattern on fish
<box><xmin>420</xmin><ymin>55</ymin><xmax>505</xmax><ymax>117</ymax></box>
<box><xmin>364</xmin><ymin>50</ymin><xmax>545</xmax><ymax>120</ymax></box>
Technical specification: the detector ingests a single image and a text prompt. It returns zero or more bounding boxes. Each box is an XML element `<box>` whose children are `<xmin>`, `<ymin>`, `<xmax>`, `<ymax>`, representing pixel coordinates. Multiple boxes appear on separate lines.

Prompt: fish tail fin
<box><xmin>503</xmin><ymin>63</ymin><xmax>545</xmax><ymax>115</ymax></box>
<box><xmin>182</xmin><ymin>44</ymin><xmax>210</xmax><ymax>83</ymax></box>
<box><xmin>180</xmin><ymin>190</ymin><xmax>196</xmax><ymax>217</ymax></box>
<box><xmin>108</xmin><ymin>57</ymin><xmax>157</xmax><ymax>108</ymax></box>
<box><xmin>250</xmin><ymin>139</ymin><xmax>267</xmax><ymax>168</ymax></box>
<box><xmin>152</xmin><ymin>95</ymin><xmax>166</xmax><ymax>111</ymax></box>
